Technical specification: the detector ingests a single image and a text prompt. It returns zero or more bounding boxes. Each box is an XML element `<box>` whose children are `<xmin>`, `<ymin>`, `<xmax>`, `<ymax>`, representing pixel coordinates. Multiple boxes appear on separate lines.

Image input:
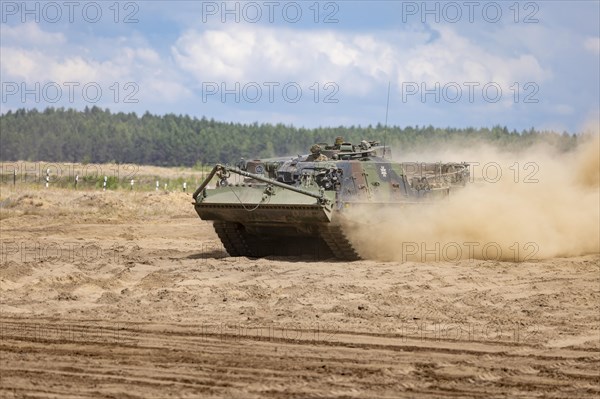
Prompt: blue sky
<box><xmin>1</xmin><ymin>1</ymin><xmax>599</xmax><ymax>132</ymax></box>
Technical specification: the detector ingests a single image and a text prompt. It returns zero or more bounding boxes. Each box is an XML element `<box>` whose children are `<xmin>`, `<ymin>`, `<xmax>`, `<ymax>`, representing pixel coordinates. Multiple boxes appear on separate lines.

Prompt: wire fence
<box><xmin>0</xmin><ymin>162</ymin><xmax>216</xmax><ymax>193</ymax></box>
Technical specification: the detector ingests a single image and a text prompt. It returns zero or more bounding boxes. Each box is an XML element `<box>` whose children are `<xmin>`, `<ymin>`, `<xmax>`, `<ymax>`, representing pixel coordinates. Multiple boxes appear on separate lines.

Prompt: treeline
<box><xmin>0</xmin><ymin>106</ymin><xmax>578</xmax><ymax>166</ymax></box>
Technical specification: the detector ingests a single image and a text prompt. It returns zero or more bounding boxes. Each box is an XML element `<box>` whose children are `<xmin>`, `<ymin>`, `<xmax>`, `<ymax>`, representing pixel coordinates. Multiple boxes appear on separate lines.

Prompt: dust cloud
<box><xmin>345</xmin><ymin>130</ymin><xmax>600</xmax><ymax>262</ymax></box>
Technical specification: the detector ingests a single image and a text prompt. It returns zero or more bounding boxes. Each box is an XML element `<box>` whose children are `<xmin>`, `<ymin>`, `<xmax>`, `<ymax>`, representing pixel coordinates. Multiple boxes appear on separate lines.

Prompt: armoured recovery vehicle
<box><xmin>193</xmin><ymin>140</ymin><xmax>469</xmax><ymax>260</ymax></box>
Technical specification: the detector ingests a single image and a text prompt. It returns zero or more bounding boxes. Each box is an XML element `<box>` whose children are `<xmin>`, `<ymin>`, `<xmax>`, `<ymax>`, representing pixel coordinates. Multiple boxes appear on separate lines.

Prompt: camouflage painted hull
<box><xmin>193</xmin><ymin>152</ymin><xmax>469</xmax><ymax>260</ymax></box>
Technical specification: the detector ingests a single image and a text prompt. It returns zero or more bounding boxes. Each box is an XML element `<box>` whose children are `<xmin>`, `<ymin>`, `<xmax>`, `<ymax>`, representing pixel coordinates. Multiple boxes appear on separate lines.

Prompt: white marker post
<box><xmin>156</xmin><ymin>181</ymin><xmax>159</xmax><ymax>191</ymax></box>
<box><xmin>130</xmin><ymin>179</ymin><xmax>134</xmax><ymax>190</ymax></box>
<box><xmin>164</xmin><ymin>183</ymin><xmax>167</xmax><ymax>191</ymax></box>
<box><xmin>45</xmin><ymin>168</ymin><xmax>49</xmax><ymax>188</ymax></box>
<box><xmin>183</xmin><ymin>182</ymin><xmax>187</xmax><ymax>192</ymax></box>
<box><xmin>103</xmin><ymin>176</ymin><xmax>107</xmax><ymax>191</ymax></box>
<box><xmin>75</xmin><ymin>174</ymin><xmax>79</xmax><ymax>189</ymax></box>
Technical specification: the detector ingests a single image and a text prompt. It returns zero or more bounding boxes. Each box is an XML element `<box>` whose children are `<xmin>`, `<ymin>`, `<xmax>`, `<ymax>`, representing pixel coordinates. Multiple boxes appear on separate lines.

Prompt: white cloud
<box><xmin>1</xmin><ymin>26</ymin><xmax>191</xmax><ymax>106</ymax></box>
<box><xmin>0</xmin><ymin>23</ymin><xmax>66</xmax><ymax>47</ymax></box>
<box><xmin>0</xmin><ymin>47</ymin><xmax>42</xmax><ymax>81</ymax></box>
<box><xmin>171</xmin><ymin>25</ymin><xmax>551</xmax><ymax>99</ymax></box>
<box><xmin>1</xmin><ymin>46</ymin><xmax>122</xmax><ymax>83</ymax></box>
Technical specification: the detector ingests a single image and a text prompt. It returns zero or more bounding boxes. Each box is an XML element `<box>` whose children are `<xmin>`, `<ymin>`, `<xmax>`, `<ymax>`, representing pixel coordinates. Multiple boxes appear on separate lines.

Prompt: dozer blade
<box><xmin>194</xmin><ymin>185</ymin><xmax>334</xmax><ymax>224</ymax></box>
<box><xmin>196</xmin><ymin>203</ymin><xmax>332</xmax><ymax>224</ymax></box>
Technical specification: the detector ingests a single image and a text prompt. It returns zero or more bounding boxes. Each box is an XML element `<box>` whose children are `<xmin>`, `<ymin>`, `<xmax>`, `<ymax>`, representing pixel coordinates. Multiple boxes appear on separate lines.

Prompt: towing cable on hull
<box><xmin>192</xmin><ymin>164</ymin><xmax>331</xmax><ymax>208</ymax></box>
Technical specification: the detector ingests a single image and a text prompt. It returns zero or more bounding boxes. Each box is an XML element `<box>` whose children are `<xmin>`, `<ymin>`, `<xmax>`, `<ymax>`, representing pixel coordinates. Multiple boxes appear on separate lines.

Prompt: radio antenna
<box><xmin>383</xmin><ymin>81</ymin><xmax>391</xmax><ymax>158</ymax></box>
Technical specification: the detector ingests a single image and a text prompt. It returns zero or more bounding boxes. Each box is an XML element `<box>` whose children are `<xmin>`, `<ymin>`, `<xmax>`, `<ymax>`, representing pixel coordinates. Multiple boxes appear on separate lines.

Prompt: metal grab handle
<box><xmin>192</xmin><ymin>164</ymin><xmax>221</xmax><ymax>200</ymax></box>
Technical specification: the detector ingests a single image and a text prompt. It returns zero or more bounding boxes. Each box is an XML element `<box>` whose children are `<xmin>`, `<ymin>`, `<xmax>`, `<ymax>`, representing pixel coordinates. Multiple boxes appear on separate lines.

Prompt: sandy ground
<box><xmin>1</xmin><ymin>188</ymin><xmax>598</xmax><ymax>398</ymax></box>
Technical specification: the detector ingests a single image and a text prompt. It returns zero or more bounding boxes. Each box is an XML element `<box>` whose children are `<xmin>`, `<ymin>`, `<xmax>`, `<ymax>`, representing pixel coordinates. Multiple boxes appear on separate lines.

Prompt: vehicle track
<box><xmin>1</xmin><ymin>317</ymin><xmax>598</xmax><ymax>398</ymax></box>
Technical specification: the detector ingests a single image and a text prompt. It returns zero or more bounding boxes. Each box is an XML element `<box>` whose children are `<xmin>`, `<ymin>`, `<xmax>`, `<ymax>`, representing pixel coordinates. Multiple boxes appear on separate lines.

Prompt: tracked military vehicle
<box><xmin>193</xmin><ymin>140</ymin><xmax>469</xmax><ymax>260</ymax></box>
